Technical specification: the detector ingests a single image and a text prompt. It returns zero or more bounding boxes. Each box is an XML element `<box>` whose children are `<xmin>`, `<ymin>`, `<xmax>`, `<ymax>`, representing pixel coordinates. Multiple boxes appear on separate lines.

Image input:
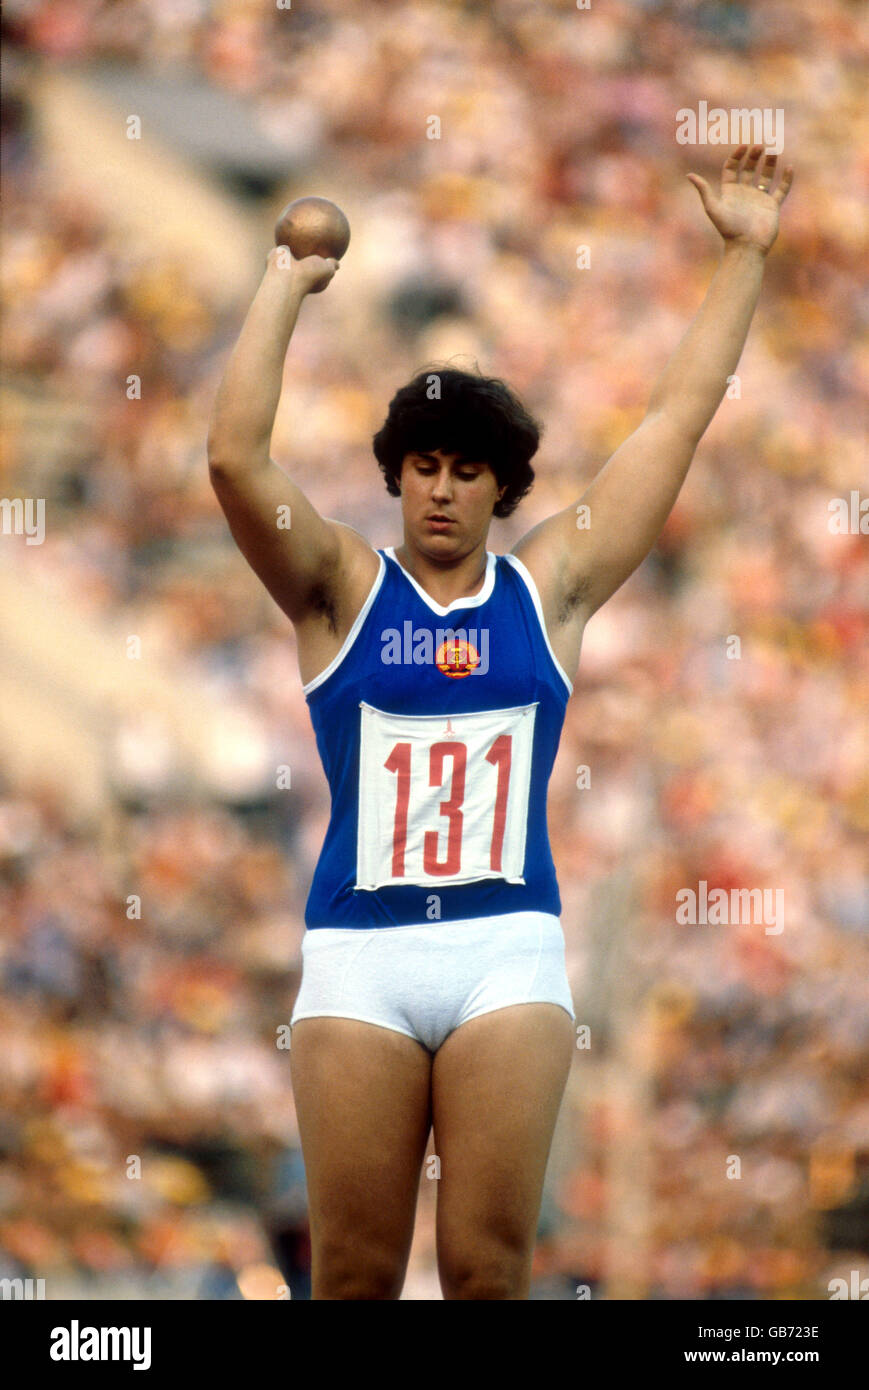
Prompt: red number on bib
<box><xmin>384</xmin><ymin>734</ymin><xmax>512</xmax><ymax>879</ymax></box>
<box><xmin>424</xmin><ymin>742</ymin><xmax>466</xmax><ymax>875</ymax></box>
<box><xmin>383</xmin><ymin>741</ymin><xmax>411</xmax><ymax>876</ymax></box>
<box><xmin>485</xmin><ymin>733</ymin><xmax>512</xmax><ymax>871</ymax></box>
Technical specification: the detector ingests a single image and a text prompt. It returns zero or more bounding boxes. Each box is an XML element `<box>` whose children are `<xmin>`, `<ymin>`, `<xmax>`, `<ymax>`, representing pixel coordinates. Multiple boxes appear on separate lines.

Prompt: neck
<box><xmin>395</xmin><ymin>540</ymin><xmax>489</xmax><ymax>606</ymax></box>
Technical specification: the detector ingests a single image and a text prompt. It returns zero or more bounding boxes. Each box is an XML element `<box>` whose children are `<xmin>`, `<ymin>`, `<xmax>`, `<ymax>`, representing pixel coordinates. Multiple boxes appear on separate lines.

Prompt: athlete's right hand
<box><xmin>266</xmin><ymin>246</ymin><xmax>340</xmax><ymax>296</ymax></box>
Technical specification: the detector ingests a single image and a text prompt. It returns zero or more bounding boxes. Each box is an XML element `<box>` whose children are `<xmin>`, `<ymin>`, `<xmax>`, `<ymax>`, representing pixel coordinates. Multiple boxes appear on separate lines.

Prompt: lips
<box><xmin>427</xmin><ymin>515</ymin><xmax>454</xmax><ymax>523</ymax></box>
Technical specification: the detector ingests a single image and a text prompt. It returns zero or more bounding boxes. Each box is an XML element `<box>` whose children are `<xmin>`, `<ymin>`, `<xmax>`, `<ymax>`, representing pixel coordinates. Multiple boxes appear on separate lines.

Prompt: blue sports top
<box><xmin>301</xmin><ymin>545</ymin><xmax>573</xmax><ymax>929</ymax></box>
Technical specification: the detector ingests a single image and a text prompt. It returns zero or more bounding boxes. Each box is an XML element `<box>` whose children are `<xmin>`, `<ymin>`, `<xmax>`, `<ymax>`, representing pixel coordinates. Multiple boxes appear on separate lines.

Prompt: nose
<box><xmin>432</xmin><ymin>468</ymin><xmax>454</xmax><ymax>500</ymax></box>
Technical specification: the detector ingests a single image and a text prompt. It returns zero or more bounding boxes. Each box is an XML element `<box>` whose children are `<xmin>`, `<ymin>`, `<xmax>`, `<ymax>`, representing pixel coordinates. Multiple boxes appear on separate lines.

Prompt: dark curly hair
<box><xmin>372</xmin><ymin>363</ymin><xmax>541</xmax><ymax>519</ymax></box>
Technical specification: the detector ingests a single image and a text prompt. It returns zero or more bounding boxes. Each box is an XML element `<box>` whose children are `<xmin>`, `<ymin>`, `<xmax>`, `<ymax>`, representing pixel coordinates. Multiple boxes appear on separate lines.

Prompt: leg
<box><xmin>290</xmin><ymin>1017</ymin><xmax>433</xmax><ymax>1299</ymax></box>
<box><xmin>432</xmin><ymin>1003</ymin><xmax>574</xmax><ymax>1300</ymax></box>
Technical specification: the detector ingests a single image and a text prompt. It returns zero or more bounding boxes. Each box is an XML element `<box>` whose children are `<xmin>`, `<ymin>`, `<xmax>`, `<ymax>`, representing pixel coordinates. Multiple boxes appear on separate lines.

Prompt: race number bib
<box><xmin>356</xmin><ymin>700</ymin><xmax>538</xmax><ymax>890</ymax></box>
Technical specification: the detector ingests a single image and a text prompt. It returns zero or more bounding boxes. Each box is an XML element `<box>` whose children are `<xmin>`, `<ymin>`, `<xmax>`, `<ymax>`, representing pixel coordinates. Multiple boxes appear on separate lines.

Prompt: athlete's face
<box><xmin>398</xmin><ymin>449</ymin><xmax>505</xmax><ymax>551</ymax></box>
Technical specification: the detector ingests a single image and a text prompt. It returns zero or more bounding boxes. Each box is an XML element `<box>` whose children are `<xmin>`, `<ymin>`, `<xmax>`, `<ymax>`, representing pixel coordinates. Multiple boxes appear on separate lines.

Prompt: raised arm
<box><xmin>208</xmin><ymin>249</ymin><xmax>368</xmax><ymax>624</ymax></box>
<box><xmin>512</xmin><ymin>143</ymin><xmax>794</xmax><ymax>622</ymax></box>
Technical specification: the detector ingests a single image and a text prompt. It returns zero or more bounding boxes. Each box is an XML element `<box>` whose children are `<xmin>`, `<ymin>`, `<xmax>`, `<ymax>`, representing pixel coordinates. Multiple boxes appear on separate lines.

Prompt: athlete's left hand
<box><xmin>687</xmin><ymin>143</ymin><xmax>794</xmax><ymax>255</ymax></box>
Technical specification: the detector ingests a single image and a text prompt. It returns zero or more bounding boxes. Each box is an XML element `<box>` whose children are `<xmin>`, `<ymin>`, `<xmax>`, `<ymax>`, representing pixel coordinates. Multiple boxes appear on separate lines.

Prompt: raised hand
<box><xmin>267</xmin><ymin>246</ymin><xmax>340</xmax><ymax>295</ymax></box>
<box><xmin>687</xmin><ymin>143</ymin><xmax>794</xmax><ymax>255</ymax></box>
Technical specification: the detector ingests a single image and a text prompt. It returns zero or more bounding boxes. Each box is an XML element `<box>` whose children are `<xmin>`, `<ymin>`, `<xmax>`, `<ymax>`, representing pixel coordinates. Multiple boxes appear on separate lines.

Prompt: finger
<box><xmin>740</xmin><ymin>144</ymin><xmax>765</xmax><ymax>182</ymax></box>
<box><xmin>756</xmin><ymin>152</ymin><xmax>777</xmax><ymax>191</ymax></box>
<box><xmin>772</xmin><ymin>165</ymin><xmax>794</xmax><ymax>205</ymax></box>
<box><xmin>686</xmin><ymin>172</ymin><xmax>713</xmax><ymax>211</ymax></box>
<box><xmin>722</xmin><ymin>144</ymin><xmax>747</xmax><ymax>185</ymax></box>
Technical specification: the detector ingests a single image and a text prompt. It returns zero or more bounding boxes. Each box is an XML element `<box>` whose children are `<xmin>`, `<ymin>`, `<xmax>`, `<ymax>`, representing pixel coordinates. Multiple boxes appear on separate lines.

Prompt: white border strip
<box><xmin>302</xmin><ymin>551</ymin><xmax>386</xmax><ymax>696</ymax></box>
<box><xmin>384</xmin><ymin>546</ymin><xmax>495</xmax><ymax>615</ymax></box>
<box><xmin>502</xmin><ymin>552</ymin><xmax>574</xmax><ymax>696</ymax></box>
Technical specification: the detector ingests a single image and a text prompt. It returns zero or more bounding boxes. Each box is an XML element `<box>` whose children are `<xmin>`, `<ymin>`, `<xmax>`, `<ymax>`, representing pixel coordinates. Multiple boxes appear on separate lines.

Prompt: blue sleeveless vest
<box><xmin>302</xmin><ymin>546</ymin><xmax>572</xmax><ymax>928</ymax></box>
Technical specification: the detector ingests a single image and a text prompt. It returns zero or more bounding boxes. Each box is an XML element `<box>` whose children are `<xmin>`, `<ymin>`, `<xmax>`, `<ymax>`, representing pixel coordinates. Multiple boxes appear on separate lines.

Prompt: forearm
<box><xmin>208</xmin><ymin>255</ymin><xmax>306</xmax><ymax>466</ymax></box>
<box><xmin>646</xmin><ymin>240</ymin><xmax>766</xmax><ymax>440</ymax></box>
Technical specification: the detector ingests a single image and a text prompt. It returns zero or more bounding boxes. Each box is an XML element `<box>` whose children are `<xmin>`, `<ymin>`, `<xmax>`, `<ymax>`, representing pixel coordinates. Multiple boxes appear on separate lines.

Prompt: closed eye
<box><xmin>416</xmin><ymin>464</ymin><xmax>480</xmax><ymax>480</ymax></box>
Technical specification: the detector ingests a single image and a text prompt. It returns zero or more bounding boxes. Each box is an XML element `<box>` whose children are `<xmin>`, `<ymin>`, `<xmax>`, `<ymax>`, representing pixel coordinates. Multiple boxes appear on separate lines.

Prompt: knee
<box><xmin>439</xmin><ymin>1243</ymin><xmax>531</xmax><ymax>1300</ymax></box>
<box><xmin>313</xmin><ymin>1239</ymin><xmax>405</xmax><ymax>1300</ymax></box>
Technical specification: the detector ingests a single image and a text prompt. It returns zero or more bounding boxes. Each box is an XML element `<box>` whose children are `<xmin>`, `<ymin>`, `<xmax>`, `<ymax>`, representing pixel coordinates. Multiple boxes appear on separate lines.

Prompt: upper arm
<box><xmin>512</xmin><ymin>410</ymin><xmax>699</xmax><ymax>621</ymax></box>
<box><xmin>209</xmin><ymin>455</ymin><xmax>372</xmax><ymax>625</ymax></box>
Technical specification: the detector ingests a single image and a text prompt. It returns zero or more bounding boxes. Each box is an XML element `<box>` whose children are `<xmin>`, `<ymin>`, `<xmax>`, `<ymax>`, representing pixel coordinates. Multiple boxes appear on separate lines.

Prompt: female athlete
<box><xmin>207</xmin><ymin>145</ymin><xmax>792</xmax><ymax>1299</ymax></box>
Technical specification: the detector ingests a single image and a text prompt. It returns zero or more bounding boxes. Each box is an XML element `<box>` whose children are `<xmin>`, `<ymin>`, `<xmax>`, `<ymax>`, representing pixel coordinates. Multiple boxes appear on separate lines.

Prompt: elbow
<box><xmin>206</xmin><ymin>425</ymin><xmax>237</xmax><ymax>476</ymax></box>
<box><xmin>207</xmin><ymin>456</ymin><xmax>236</xmax><ymax>495</ymax></box>
<box><xmin>207</xmin><ymin>415</ymin><xmax>241</xmax><ymax>471</ymax></box>
<box><xmin>207</xmin><ymin>453</ymin><xmax>254</xmax><ymax>486</ymax></box>
<box><xmin>207</xmin><ymin>426</ymin><xmax>227</xmax><ymax>475</ymax></box>
<box><xmin>207</xmin><ymin>430</ymin><xmax>268</xmax><ymax>480</ymax></box>
<box><xmin>645</xmin><ymin>404</ymin><xmax>706</xmax><ymax>453</ymax></box>
<box><xmin>207</xmin><ymin>453</ymin><xmax>250</xmax><ymax>499</ymax></box>
<box><xmin>208</xmin><ymin>450</ymin><xmax>270</xmax><ymax>492</ymax></box>
<box><xmin>207</xmin><ymin>454</ymin><xmax>233</xmax><ymax>480</ymax></box>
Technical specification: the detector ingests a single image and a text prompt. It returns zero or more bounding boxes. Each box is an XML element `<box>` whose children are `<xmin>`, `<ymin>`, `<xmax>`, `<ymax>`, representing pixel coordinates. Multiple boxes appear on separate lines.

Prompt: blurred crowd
<box><xmin>1</xmin><ymin>0</ymin><xmax>867</xmax><ymax>1298</ymax></box>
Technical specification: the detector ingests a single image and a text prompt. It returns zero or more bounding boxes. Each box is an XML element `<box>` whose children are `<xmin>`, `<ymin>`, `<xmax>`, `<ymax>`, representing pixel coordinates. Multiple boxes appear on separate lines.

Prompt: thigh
<box><xmin>431</xmin><ymin>1003</ymin><xmax>574</xmax><ymax>1299</ymax></box>
<box><xmin>290</xmin><ymin>1017</ymin><xmax>433</xmax><ymax>1298</ymax></box>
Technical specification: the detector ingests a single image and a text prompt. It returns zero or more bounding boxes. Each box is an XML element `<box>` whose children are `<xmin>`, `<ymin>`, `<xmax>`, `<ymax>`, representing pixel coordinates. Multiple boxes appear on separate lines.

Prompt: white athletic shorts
<box><xmin>290</xmin><ymin>910</ymin><xmax>575</xmax><ymax>1054</ymax></box>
